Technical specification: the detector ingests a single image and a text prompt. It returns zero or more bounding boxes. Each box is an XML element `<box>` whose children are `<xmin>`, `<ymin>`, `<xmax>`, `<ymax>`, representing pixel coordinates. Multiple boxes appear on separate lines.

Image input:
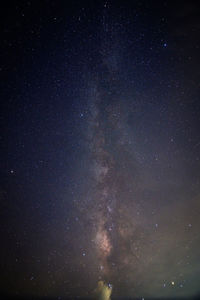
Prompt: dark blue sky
<box><xmin>1</xmin><ymin>1</ymin><xmax>200</xmax><ymax>299</ymax></box>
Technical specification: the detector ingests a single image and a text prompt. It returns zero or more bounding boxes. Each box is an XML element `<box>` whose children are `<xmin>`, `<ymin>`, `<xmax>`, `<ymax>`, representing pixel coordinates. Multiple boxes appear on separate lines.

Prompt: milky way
<box><xmin>79</xmin><ymin>35</ymin><xmax>148</xmax><ymax>293</ymax></box>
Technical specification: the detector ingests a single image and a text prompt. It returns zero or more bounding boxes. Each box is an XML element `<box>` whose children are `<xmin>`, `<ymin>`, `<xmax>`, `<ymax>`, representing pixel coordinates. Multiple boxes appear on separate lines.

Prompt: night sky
<box><xmin>1</xmin><ymin>1</ymin><xmax>200</xmax><ymax>299</ymax></box>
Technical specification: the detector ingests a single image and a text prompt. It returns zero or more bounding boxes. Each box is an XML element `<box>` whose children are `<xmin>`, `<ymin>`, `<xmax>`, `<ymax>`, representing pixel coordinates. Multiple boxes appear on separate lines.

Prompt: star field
<box><xmin>1</xmin><ymin>1</ymin><xmax>200</xmax><ymax>299</ymax></box>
